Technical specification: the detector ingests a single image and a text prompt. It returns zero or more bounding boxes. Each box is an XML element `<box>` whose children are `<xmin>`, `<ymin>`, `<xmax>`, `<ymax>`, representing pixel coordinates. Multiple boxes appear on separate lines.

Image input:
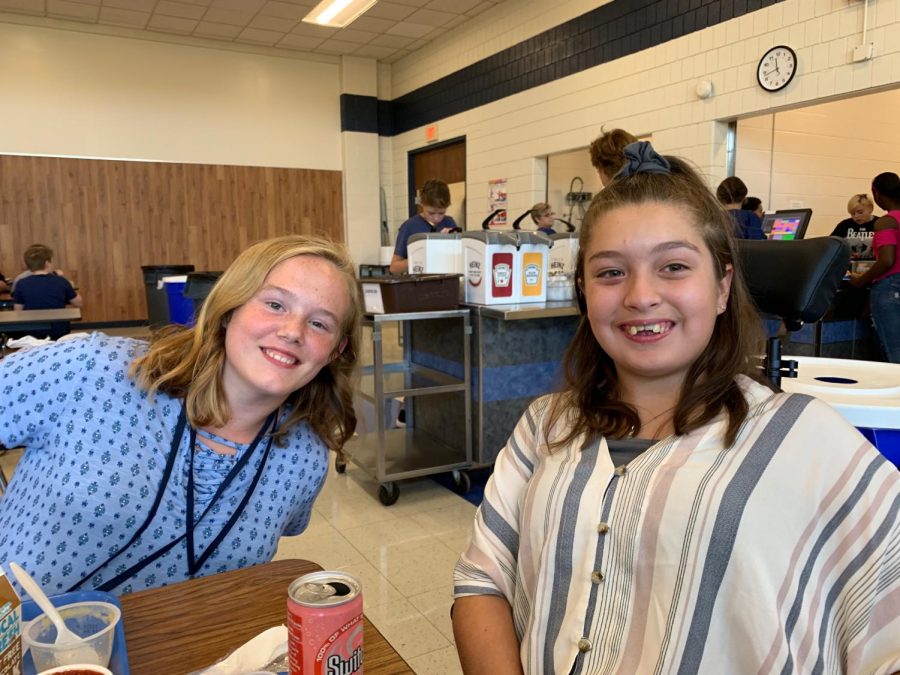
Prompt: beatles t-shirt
<box><xmin>830</xmin><ymin>217</ymin><xmax>877</xmax><ymax>259</ymax></box>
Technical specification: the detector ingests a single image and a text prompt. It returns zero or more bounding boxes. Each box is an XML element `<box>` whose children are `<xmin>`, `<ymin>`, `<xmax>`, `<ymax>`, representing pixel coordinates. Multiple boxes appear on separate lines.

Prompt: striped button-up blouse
<box><xmin>454</xmin><ymin>376</ymin><xmax>900</xmax><ymax>674</ymax></box>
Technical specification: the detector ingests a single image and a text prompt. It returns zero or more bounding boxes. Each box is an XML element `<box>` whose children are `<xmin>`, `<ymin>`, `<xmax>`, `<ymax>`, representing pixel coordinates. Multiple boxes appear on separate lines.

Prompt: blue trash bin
<box><xmin>161</xmin><ymin>275</ymin><xmax>194</xmax><ymax>326</ymax></box>
<box><xmin>141</xmin><ymin>264</ymin><xmax>194</xmax><ymax>327</ymax></box>
<box><xmin>781</xmin><ymin>356</ymin><xmax>900</xmax><ymax>468</ymax></box>
<box><xmin>858</xmin><ymin>428</ymin><xmax>900</xmax><ymax>468</ymax></box>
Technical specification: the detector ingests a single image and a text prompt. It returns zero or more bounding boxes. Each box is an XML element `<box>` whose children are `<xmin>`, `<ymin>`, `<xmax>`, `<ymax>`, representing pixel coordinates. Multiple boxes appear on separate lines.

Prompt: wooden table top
<box><xmin>119</xmin><ymin>559</ymin><xmax>413</xmax><ymax>675</ymax></box>
<box><xmin>0</xmin><ymin>307</ymin><xmax>82</xmax><ymax>324</ymax></box>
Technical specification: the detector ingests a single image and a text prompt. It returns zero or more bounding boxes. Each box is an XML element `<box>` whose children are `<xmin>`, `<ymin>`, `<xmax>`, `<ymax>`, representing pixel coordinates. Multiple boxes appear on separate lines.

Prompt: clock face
<box><xmin>757</xmin><ymin>45</ymin><xmax>797</xmax><ymax>92</ymax></box>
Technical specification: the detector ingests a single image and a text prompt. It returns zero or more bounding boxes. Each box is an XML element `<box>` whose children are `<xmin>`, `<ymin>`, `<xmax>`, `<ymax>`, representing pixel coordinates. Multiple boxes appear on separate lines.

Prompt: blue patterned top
<box><xmin>0</xmin><ymin>333</ymin><xmax>329</xmax><ymax>595</ymax></box>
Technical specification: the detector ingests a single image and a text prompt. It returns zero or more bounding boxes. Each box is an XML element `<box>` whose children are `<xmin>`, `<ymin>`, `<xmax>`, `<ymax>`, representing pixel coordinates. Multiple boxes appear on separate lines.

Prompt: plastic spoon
<box><xmin>11</xmin><ymin>563</ymin><xmax>81</xmax><ymax>644</ymax></box>
<box><xmin>10</xmin><ymin>562</ymin><xmax>83</xmax><ymax>646</ymax></box>
<box><xmin>10</xmin><ymin>562</ymin><xmax>102</xmax><ymax>667</ymax></box>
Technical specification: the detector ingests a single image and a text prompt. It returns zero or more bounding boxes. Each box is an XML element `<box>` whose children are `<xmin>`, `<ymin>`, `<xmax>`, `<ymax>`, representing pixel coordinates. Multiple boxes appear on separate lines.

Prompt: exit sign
<box><xmin>425</xmin><ymin>124</ymin><xmax>439</xmax><ymax>142</ymax></box>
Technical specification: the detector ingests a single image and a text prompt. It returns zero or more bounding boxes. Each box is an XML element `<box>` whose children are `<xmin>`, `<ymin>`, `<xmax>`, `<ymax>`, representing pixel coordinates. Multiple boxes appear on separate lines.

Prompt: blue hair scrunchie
<box><xmin>615</xmin><ymin>141</ymin><xmax>671</xmax><ymax>178</ymax></box>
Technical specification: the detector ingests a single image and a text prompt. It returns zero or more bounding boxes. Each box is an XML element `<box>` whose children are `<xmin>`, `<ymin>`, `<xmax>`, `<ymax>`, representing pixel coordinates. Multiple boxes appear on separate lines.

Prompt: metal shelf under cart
<box><xmin>341</xmin><ymin>308</ymin><xmax>473</xmax><ymax>505</ymax></box>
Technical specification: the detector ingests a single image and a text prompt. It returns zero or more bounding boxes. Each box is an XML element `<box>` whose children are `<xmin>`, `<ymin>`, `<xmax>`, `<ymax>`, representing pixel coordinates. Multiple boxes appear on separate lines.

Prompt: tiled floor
<box><xmin>2</xmin><ymin>323</ymin><xmax>476</xmax><ymax>673</ymax></box>
<box><xmin>276</xmin><ymin>462</ymin><xmax>475</xmax><ymax>673</ymax></box>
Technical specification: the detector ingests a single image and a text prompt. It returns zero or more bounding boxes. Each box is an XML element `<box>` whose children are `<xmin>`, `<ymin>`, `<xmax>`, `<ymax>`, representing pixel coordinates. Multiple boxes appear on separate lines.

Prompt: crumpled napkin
<box><xmin>5</xmin><ymin>335</ymin><xmax>53</xmax><ymax>349</ymax></box>
<box><xmin>5</xmin><ymin>333</ymin><xmax>87</xmax><ymax>350</ymax></box>
<box><xmin>194</xmin><ymin>625</ymin><xmax>287</xmax><ymax>675</ymax></box>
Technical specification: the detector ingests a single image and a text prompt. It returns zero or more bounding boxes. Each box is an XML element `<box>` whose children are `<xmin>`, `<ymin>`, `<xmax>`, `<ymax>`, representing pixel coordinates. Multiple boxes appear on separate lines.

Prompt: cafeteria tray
<box><xmin>21</xmin><ymin>590</ymin><xmax>130</xmax><ymax>675</ymax></box>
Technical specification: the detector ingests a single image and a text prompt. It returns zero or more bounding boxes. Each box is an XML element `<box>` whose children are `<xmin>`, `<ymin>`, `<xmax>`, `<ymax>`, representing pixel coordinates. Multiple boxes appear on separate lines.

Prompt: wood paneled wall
<box><xmin>0</xmin><ymin>155</ymin><xmax>344</xmax><ymax>323</ymax></box>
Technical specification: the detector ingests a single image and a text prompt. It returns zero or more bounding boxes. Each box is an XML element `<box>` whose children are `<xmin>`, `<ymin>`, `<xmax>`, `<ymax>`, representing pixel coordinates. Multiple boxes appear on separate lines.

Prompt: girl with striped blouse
<box><xmin>453</xmin><ymin>143</ymin><xmax>900</xmax><ymax>675</ymax></box>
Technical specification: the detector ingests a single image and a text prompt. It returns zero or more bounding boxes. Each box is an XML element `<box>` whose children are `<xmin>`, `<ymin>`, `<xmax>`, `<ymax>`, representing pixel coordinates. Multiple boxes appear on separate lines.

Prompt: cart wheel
<box><xmin>378</xmin><ymin>482</ymin><xmax>400</xmax><ymax>506</ymax></box>
<box><xmin>334</xmin><ymin>458</ymin><xmax>347</xmax><ymax>474</ymax></box>
<box><xmin>452</xmin><ymin>470</ymin><xmax>471</xmax><ymax>495</ymax></box>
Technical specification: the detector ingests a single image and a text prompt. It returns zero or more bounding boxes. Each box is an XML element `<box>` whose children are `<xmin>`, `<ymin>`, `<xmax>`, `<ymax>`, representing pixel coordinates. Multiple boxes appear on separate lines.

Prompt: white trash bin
<box><xmin>780</xmin><ymin>356</ymin><xmax>900</xmax><ymax>468</ymax></box>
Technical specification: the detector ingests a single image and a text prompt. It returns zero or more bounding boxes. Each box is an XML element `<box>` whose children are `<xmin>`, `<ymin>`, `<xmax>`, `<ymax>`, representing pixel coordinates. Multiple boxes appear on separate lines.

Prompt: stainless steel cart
<box><xmin>340</xmin><ymin>308</ymin><xmax>472</xmax><ymax>505</ymax></box>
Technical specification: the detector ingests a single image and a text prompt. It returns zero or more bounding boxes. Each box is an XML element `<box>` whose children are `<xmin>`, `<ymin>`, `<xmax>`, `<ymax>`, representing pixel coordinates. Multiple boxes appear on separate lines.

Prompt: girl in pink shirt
<box><xmin>851</xmin><ymin>172</ymin><xmax>900</xmax><ymax>362</ymax></box>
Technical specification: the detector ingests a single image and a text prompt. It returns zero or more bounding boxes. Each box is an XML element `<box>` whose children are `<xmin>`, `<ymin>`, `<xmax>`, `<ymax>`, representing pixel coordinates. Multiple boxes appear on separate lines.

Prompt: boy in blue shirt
<box><xmin>13</xmin><ymin>244</ymin><xmax>82</xmax><ymax>311</ymax></box>
<box><xmin>390</xmin><ymin>179</ymin><xmax>459</xmax><ymax>274</ymax></box>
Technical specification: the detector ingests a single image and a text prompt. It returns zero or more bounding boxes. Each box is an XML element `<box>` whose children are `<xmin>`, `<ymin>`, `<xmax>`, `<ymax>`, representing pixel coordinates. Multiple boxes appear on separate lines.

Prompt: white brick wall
<box><xmin>382</xmin><ymin>0</ymin><xmax>900</xmax><ymax>239</ymax></box>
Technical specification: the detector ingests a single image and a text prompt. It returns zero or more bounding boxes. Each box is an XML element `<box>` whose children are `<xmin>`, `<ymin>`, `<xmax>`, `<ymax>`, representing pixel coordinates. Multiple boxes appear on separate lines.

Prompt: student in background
<box><xmin>831</xmin><ymin>193</ymin><xmax>878</xmax><ymax>260</ymax></box>
<box><xmin>9</xmin><ymin>244</ymin><xmax>68</xmax><ymax>294</ymax></box>
<box><xmin>716</xmin><ymin>176</ymin><xmax>766</xmax><ymax>240</ymax></box>
<box><xmin>741</xmin><ymin>195</ymin><xmax>764</xmax><ymax>220</ymax></box>
<box><xmin>529</xmin><ymin>203</ymin><xmax>557</xmax><ymax>235</ymax></box>
<box><xmin>589</xmin><ymin>128</ymin><xmax>638</xmax><ymax>186</ymax></box>
<box><xmin>0</xmin><ymin>235</ymin><xmax>362</xmax><ymax>596</ymax></box>
<box><xmin>453</xmin><ymin>142</ymin><xmax>900</xmax><ymax>674</ymax></box>
<box><xmin>390</xmin><ymin>179</ymin><xmax>459</xmax><ymax>274</ymax></box>
<box><xmin>850</xmin><ymin>174</ymin><xmax>900</xmax><ymax>363</ymax></box>
<box><xmin>12</xmin><ymin>244</ymin><xmax>82</xmax><ymax>311</ymax></box>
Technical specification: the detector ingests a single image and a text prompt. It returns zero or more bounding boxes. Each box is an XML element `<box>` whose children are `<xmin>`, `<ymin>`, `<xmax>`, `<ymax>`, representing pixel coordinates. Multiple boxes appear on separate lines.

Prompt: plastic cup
<box><xmin>23</xmin><ymin>601</ymin><xmax>120</xmax><ymax>672</ymax></box>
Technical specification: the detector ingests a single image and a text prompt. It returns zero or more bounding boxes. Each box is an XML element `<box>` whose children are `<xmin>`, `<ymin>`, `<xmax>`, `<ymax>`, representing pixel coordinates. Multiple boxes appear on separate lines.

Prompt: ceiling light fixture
<box><xmin>302</xmin><ymin>0</ymin><xmax>378</xmax><ymax>28</ymax></box>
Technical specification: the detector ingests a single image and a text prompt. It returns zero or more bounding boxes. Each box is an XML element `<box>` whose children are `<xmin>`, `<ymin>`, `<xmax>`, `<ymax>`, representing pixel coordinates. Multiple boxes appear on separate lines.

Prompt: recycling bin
<box><xmin>142</xmin><ymin>264</ymin><xmax>194</xmax><ymax>327</ymax></box>
<box><xmin>161</xmin><ymin>275</ymin><xmax>194</xmax><ymax>326</ymax></box>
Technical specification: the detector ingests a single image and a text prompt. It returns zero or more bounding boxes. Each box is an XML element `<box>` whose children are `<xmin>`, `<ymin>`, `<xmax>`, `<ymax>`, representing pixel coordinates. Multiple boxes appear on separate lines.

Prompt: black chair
<box><xmin>736</xmin><ymin>236</ymin><xmax>850</xmax><ymax>387</ymax></box>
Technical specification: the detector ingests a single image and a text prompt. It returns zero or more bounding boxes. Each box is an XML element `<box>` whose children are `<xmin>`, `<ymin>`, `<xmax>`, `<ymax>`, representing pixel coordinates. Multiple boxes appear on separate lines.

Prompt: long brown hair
<box><xmin>130</xmin><ymin>235</ymin><xmax>362</xmax><ymax>455</ymax></box>
<box><xmin>548</xmin><ymin>156</ymin><xmax>772</xmax><ymax>449</ymax></box>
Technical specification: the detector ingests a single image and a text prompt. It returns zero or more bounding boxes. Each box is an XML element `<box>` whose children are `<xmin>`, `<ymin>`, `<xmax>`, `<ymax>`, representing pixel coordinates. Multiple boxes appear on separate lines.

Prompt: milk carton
<box><xmin>549</xmin><ymin>232</ymin><xmax>580</xmax><ymax>278</ymax></box>
<box><xmin>407</xmin><ymin>233</ymin><xmax>463</xmax><ymax>275</ymax></box>
<box><xmin>461</xmin><ymin>232</ymin><xmax>519</xmax><ymax>305</ymax></box>
<box><xmin>512</xmin><ymin>232</ymin><xmax>549</xmax><ymax>303</ymax></box>
<box><xmin>0</xmin><ymin>570</ymin><xmax>22</xmax><ymax>675</ymax></box>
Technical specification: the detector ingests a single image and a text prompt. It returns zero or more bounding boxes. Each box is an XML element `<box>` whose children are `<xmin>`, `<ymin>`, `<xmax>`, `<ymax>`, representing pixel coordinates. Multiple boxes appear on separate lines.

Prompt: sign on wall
<box><xmin>488</xmin><ymin>178</ymin><xmax>507</xmax><ymax>227</ymax></box>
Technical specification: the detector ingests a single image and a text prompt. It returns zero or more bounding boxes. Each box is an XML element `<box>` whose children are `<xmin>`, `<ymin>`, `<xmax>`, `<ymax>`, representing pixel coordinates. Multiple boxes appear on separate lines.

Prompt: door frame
<box><xmin>407</xmin><ymin>136</ymin><xmax>466</xmax><ymax>217</ymax></box>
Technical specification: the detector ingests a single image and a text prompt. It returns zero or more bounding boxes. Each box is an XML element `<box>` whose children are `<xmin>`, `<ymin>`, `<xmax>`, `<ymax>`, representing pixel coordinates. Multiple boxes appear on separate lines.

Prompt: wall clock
<box><xmin>757</xmin><ymin>45</ymin><xmax>797</xmax><ymax>92</ymax></box>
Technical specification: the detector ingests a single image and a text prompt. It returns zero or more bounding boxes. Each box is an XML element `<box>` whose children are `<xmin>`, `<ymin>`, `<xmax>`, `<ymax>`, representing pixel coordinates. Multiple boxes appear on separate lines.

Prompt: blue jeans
<box><xmin>870</xmin><ymin>274</ymin><xmax>900</xmax><ymax>363</ymax></box>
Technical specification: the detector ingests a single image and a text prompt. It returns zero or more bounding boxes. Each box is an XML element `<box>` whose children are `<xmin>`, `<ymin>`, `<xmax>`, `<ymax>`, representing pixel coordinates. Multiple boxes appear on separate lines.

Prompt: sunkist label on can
<box><xmin>288</xmin><ymin>571</ymin><xmax>364</xmax><ymax>675</ymax></box>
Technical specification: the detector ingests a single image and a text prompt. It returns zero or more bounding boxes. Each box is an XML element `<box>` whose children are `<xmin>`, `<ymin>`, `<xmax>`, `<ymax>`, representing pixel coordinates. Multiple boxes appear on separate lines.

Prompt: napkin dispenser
<box><xmin>549</xmin><ymin>232</ymin><xmax>580</xmax><ymax>278</ymax></box>
<box><xmin>407</xmin><ymin>233</ymin><xmax>463</xmax><ymax>275</ymax></box>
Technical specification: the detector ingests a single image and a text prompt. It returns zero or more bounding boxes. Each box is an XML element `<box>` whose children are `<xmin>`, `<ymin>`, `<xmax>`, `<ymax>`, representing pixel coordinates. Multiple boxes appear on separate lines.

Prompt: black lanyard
<box><xmin>69</xmin><ymin>403</ymin><xmax>277</xmax><ymax>592</ymax></box>
<box><xmin>184</xmin><ymin>416</ymin><xmax>276</xmax><ymax>576</ymax></box>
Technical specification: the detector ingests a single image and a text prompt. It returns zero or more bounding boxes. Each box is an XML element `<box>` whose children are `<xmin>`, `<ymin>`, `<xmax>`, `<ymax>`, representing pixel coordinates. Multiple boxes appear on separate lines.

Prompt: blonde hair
<box><xmin>847</xmin><ymin>193</ymin><xmax>874</xmax><ymax>213</ymax></box>
<box><xmin>130</xmin><ymin>235</ymin><xmax>362</xmax><ymax>454</ymax></box>
<box><xmin>530</xmin><ymin>202</ymin><xmax>552</xmax><ymax>223</ymax></box>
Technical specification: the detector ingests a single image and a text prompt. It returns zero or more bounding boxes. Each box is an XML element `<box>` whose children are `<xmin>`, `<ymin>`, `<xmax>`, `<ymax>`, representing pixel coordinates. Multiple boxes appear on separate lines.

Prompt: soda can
<box><xmin>288</xmin><ymin>570</ymin><xmax>364</xmax><ymax>675</ymax></box>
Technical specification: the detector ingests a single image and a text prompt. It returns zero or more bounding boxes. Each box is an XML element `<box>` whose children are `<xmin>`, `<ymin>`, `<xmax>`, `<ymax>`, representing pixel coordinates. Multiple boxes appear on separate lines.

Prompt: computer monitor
<box><xmin>762</xmin><ymin>209</ymin><xmax>812</xmax><ymax>240</ymax></box>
